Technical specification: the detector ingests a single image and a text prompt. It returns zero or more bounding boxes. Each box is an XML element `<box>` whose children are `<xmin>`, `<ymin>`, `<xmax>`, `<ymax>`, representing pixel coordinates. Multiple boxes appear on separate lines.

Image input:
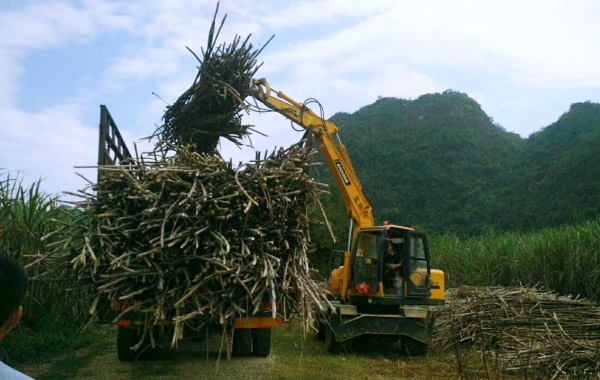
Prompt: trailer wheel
<box><xmin>400</xmin><ymin>338</ymin><xmax>428</xmax><ymax>356</ymax></box>
<box><xmin>117</xmin><ymin>326</ymin><xmax>141</xmax><ymax>362</ymax></box>
<box><xmin>252</xmin><ymin>328</ymin><xmax>272</xmax><ymax>357</ymax></box>
<box><xmin>232</xmin><ymin>328</ymin><xmax>252</xmax><ymax>357</ymax></box>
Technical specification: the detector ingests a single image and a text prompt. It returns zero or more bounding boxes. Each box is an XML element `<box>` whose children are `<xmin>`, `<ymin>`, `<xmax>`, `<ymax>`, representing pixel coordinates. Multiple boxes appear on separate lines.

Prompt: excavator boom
<box><xmin>251</xmin><ymin>79</ymin><xmax>374</xmax><ymax>241</ymax></box>
<box><xmin>250</xmin><ymin>79</ymin><xmax>445</xmax><ymax>356</ymax></box>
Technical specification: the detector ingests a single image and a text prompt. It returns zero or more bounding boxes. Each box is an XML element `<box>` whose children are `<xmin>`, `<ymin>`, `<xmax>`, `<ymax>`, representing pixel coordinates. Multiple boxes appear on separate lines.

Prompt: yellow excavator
<box><xmin>250</xmin><ymin>79</ymin><xmax>445</xmax><ymax>355</ymax></box>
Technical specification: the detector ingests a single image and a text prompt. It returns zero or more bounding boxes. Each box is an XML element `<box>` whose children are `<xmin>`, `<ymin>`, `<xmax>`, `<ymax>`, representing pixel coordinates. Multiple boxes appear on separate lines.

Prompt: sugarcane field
<box><xmin>3</xmin><ymin>4</ymin><xmax>600</xmax><ymax>380</ymax></box>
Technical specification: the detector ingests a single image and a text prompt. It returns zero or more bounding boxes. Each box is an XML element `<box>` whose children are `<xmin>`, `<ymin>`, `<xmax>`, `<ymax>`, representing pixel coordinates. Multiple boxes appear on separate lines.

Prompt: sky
<box><xmin>1</xmin><ymin>0</ymin><xmax>600</xmax><ymax>199</ymax></box>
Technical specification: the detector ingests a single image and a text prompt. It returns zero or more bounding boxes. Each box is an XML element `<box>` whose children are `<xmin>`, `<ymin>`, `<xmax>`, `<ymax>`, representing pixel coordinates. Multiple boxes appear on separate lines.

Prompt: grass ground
<box><xmin>14</xmin><ymin>323</ymin><xmax>462</xmax><ymax>380</ymax></box>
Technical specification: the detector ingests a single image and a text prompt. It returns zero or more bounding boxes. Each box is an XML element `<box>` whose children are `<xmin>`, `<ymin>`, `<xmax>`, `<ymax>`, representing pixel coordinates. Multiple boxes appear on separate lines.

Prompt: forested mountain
<box><xmin>316</xmin><ymin>93</ymin><xmax>600</xmax><ymax>236</ymax></box>
<box><xmin>509</xmin><ymin>102</ymin><xmax>600</xmax><ymax>230</ymax></box>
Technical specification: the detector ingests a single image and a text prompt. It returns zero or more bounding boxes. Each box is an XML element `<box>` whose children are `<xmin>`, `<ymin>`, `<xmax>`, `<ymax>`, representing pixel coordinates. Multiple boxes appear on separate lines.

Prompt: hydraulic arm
<box><xmin>251</xmin><ymin>78</ymin><xmax>374</xmax><ymax>241</ymax></box>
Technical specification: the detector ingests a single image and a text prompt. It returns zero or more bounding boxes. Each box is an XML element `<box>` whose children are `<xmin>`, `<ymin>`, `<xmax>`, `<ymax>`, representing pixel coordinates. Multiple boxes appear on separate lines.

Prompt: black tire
<box><xmin>400</xmin><ymin>338</ymin><xmax>428</xmax><ymax>356</ymax></box>
<box><xmin>252</xmin><ymin>328</ymin><xmax>272</xmax><ymax>357</ymax></box>
<box><xmin>325</xmin><ymin>310</ymin><xmax>352</xmax><ymax>354</ymax></box>
<box><xmin>325</xmin><ymin>326</ymin><xmax>337</xmax><ymax>354</ymax></box>
<box><xmin>232</xmin><ymin>328</ymin><xmax>252</xmax><ymax>357</ymax></box>
<box><xmin>117</xmin><ymin>326</ymin><xmax>141</xmax><ymax>362</ymax></box>
<box><xmin>97</xmin><ymin>297</ymin><xmax>115</xmax><ymax>325</ymax></box>
<box><xmin>316</xmin><ymin>321</ymin><xmax>326</xmax><ymax>341</ymax></box>
<box><xmin>325</xmin><ymin>323</ymin><xmax>339</xmax><ymax>353</ymax></box>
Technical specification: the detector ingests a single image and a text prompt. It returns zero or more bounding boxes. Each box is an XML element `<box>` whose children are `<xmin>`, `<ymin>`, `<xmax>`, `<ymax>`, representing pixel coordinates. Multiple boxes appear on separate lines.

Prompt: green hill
<box><xmin>317</xmin><ymin>94</ymin><xmax>600</xmax><ymax>236</ymax></box>
<box><xmin>515</xmin><ymin>102</ymin><xmax>600</xmax><ymax>230</ymax></box>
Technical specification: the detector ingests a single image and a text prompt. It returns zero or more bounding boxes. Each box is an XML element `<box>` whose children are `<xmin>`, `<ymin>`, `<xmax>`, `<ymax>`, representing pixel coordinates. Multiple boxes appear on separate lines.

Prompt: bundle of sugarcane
<box><xmin>45</xmin><ymin>143</ymin><xmax>329</xmax><ymax>347</ymax></box>
<box><xmin>152</xmin><ymin>4</ymin><xmax>272</xmax><ymax>154</ymax></box>
<box><xmin>434</xmin><ymin>286</ymin><xmax>600</xmax><ymax>378</ymax></box>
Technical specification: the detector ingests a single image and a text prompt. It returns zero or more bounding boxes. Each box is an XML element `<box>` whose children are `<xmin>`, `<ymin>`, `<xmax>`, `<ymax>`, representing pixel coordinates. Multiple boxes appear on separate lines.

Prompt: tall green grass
<box><xmin>2</xmin><ymin>315</ymin><xmax>95</xmax><ymax>365</ymax></box>
<box><xmin>432</xmin><ymin>220</ymin><xmax>600</xmax><ymax>301</ymax></box>
<box><xmin>0</xmin><ymin>171</ymin><xmax>87</xmax><ymax>323</ymax></box>
<box><xmin>0</xmin><ymin>172</ymin><xmax>55</xmax><ymax>257</ymax></box>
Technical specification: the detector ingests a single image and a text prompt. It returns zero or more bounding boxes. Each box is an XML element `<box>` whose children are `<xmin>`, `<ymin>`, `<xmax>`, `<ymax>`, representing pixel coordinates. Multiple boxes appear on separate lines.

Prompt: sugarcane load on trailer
<box><xmin>250</xmin><ymin>78</ymin><xmax>446</xmax><ymax>355</ymax></box>
<box><xmin>99</xmin><ymin>106</ymin><xmax>291</xmax><ymax>361</ymax></box>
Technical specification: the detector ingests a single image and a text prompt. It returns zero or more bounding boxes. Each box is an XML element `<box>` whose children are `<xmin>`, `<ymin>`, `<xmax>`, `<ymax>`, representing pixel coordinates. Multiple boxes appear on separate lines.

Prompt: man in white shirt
<box><xmin>0</xmin><ymin>254</ymin><xmax>34</xmax><ymax>380</ymax></box>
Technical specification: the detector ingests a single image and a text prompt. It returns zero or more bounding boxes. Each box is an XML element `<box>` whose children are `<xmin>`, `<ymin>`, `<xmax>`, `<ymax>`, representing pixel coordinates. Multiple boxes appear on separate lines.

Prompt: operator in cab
<box><xmin>382</xmin><ymin>239</ymin><xmax>402</xmax><ymax>289</ymax></box>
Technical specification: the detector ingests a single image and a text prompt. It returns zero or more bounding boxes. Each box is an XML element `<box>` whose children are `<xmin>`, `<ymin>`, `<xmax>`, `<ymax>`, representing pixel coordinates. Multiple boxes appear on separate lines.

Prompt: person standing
<box><xmin>0</xmin><ymin>253</ymin><xmax>34</xmax><ymax>380</ymax></box>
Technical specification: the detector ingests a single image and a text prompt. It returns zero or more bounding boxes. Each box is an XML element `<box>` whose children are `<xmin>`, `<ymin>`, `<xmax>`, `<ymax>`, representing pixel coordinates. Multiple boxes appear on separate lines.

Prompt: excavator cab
<box><xmin>348</xmin><ymin>226</ymin><xmax>439</xmax><ymax>306</ymax></box>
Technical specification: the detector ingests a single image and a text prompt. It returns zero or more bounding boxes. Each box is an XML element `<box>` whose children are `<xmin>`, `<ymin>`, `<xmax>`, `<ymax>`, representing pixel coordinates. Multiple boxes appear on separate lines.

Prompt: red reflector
<box><xmin>116</xmin><ymin>320</ymin><xmax>131</xmax><ymax>327</ymax></box>
<box><xmin>356</xmin><ymin>282</ymin><xmax>370</xmax><ymax>295</ymax></box>
<box><xmin>261</xmin><ymin>302</ymin><xmax>280</xmax><ymax>312</ymax></box>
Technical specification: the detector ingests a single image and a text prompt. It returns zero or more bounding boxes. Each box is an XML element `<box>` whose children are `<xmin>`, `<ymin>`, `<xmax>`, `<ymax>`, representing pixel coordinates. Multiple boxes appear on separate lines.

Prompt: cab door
<box><xmin>404</xmin><ymin>233</ymin><xmax>431</xmax><ymax>298</ymax></box>
<box><xmin>350</xmin><ymin>231</ymin><xmax>382</xmax><ymax>295</ymax></box>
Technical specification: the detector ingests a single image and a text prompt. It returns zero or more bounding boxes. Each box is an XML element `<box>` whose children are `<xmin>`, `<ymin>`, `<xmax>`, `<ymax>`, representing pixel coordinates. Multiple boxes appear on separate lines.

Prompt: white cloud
<box><xmin>1</xmin><ymin>0</ymin><xmax>600</xmax><ymax>198</ymax></box>
<box><xmin>263</xmin><ymin>0</ymin><xmax>397</xmax><ymax>29</ymax></box>
<box><xmin>0</xmin><ymin>103</ymin><xmax>95</xmax><ymax>196</ymax></box>
<box><xmin>0</xmin><ymin>1</ymin><xmax>133</xmax><ymax>49</ymax></box>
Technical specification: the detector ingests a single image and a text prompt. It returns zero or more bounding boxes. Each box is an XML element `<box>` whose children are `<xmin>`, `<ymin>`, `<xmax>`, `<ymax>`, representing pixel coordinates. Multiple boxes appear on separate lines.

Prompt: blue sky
<box><xmin>2</xmin><ymin>0</ymin><xmax>600</xmax><ymax>198</ymax></box>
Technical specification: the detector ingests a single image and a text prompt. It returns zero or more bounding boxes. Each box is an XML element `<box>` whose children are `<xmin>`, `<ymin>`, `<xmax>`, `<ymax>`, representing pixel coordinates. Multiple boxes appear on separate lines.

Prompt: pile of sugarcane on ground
<box><xmin>46</xmin><ymin>144</ymin><xmax>329</xmax><ymax>347</ymax></box>
<box><xmin>434</xmin><ymin>286</ymin><xmax>600</xmax><ymax>378</ymax></box>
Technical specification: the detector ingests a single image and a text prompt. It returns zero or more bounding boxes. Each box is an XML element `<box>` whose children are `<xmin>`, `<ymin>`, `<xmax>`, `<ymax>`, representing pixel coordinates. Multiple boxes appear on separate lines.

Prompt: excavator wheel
<box><xmin>316</xmin><ymin>321</ymin><xmax>326</xmax><ymax>341</ymax></box>
<box><xmin>400</xmin><ymin>337</ymin><xmax>428</xmax><ymax>356</ymax></box>
<box><xmin>232</xmin><ymin>328</ymin><xmax>252</xmax><ymax>357</ymax></box>
<box><xmin>325</xmin><ymin>311</ymin><xmax>351</xmax><ymax>354</ymax></box>
<box><xmin>325</xmin><ymin>324</ymin><xmax>352</xmax><ymax>354</ymax></box>
<box><xmin>325</xmin><ymin>324</ymin><xmax>340</xmax><ymax>353</ymax></box>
